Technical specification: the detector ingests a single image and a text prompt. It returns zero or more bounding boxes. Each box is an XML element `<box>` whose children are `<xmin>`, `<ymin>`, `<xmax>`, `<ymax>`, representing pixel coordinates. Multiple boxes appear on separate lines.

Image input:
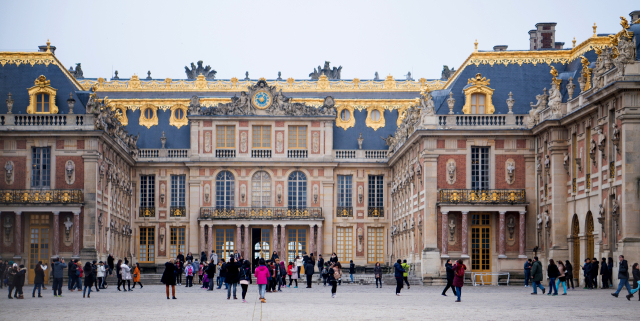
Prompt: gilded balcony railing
<box><xmin>170</xmin><ymin>206</ymin><xmax>186</xmax><ymax>217</ymax></box>
<box><xmin>336</xmin><ymin>207</ymin><xmax>353</xmax><ymax>217</ymax></box>
<box><xmin>0</xmin><ymin>189</ymin><xmax>83</xmax><ymax>204</ymax></box>
<box><xmin>368</xmin><ymin>207</ymin><xmax>384</xmax><ymax>217</ymax></box>
<box><xmin>438</xmin><ymin>189</ymin><xmax>526</xmax><ymax>204</ymax></box>
<box><xmin>139</xmin><ymin>207</ymin><xmax>155</xmax><ymax>217</ymax></box>
<box><xmin>199</xmin><ymin>207</ymin><xmax>323</xmax><ymax>219</ymax></box>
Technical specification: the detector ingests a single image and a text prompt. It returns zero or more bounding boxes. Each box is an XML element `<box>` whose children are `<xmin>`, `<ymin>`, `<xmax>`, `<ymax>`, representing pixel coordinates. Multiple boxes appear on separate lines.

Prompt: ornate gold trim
<box><xmin>139</xmin><ymin>104</ymin><xmax>158</xmax><ymax>129</ymax></box>
<box><xmin>27</xmin><ymin>75</ymin><xmax>58</xmax><ymax>114</ymax></box>
<box><xmin>169</xmin><ymin>104</ymin><xmax>189</xmax><ymax>129</ymax></box>
<box><xmin>335</xmin><ymin>105</ymin><xmax>355</xmax><ymax>131</ymax></box>
<box><xmin>365</xmin><ymin>105</ymin><xmax>385</xmax><ymax>131</ymax></box>
<box><xmin>111</xmin><ymin>104</ymin><xmax>128</xmax><ymax>126</ymax></box>
<box><xmin>462</xmin><ymin>73</ymin><xmax>494</xmax><ymax>115</ymax></box>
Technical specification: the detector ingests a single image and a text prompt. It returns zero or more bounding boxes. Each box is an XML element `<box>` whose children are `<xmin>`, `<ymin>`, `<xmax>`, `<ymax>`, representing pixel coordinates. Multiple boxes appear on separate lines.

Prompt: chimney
<box><xmin>554</xmin><ymin>42</ymin><xmax>565</xmax><ymax>49</ymax></box>
<box><xmin>493</xmin><ymin>45</ymin><xmax>508</xmax><ymax>51</ymax></box>
<box><xmin>38</xmin><ymin>43</ymin><xmax>56</xmax><ymax>55</ymax></box>
<box><xmin>531</xmin><ymin>23</ymin><xmax>557</xmax><ymax>50</ymax></box>
<box><xmin>630</xmin><ymin>10</ymin><xmax>640</xmax><ymax>22</ymax></box>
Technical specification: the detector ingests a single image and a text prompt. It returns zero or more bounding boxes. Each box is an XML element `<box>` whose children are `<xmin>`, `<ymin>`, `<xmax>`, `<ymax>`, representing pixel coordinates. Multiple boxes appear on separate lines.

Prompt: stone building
<box><xmin>1</xmin><ymin>12</ymin><xmax>639</xmax><ymax>286</ymax></box>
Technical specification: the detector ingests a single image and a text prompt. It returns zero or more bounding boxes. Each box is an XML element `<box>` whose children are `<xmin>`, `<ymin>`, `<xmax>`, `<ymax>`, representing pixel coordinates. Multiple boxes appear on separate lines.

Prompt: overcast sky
<box><xmin>1</xmin><ymin>0</ymin><xmax>637</xmax><ymax>80</ymax></box>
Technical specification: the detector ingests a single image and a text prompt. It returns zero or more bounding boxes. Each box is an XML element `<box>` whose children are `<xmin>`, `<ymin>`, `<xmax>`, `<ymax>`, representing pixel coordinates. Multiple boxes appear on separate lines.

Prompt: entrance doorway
<box><xmin>29</xmin><ymin>214</ymin><xmax>50</xmax><ymax>284</ymax></box>
<box><xmin>471</xmin><ymin>213</ymin><xmax>491</xmax><ymax>283</ymax></box>
<box><xmin>252</xmin><ymin>228</ymin><xmax>271</xmax><ymax>269</ymax></box>
<box><xmin>586</xmin><ymin>212</ymin><xmax>594</xmax><ymax>260</ymax></box>
<box><xmin>572</xmin><ymin>215</ymin><xmax>580</xmax><ymax>277</ymax></box>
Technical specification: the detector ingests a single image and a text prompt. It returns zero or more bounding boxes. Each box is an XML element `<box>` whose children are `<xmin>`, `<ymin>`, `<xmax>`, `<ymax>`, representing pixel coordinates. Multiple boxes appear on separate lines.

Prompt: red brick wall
<box><xmin>457</xmin><ymin>140</ymin><xmax>466</xmax><ymax>149</ymax></box>
<box><xmin>516</xmin><ymin>139</ymin><xmax>526</xmax><ymax>149</ymax></box>
<box><xmin>16</xmin><ymin>140</ymin><xmax>26</xmax><ymax>150</ymax></box>
<box><xmin>495</xmin><ymin>140</ymin><xmax>504</xmax><ymax>149</ymax></box>
<box><xmin>437</xmin><ymin>155</ymin><xmax>466</xmax><ymax>189</ymax></box>
<box><xmin>56</xmin><ymin>140</ymin><xmax>64</xmax><ymax>150</ymax></box>
<box><xmin>203</xmin><ymin>120</ymin><xmax>212</xmax><ymax>127</ymax></box>
<box><xmin>495</xmin><ymin>155</ymin><xmax>525</xmax><ymax>189</ymax></box>
<box><xmin>0</xmin><ymin>156</ymin><xmax>26</xmax><ymax>189</ymax></box>
<box><xmin>55</xmin><ymin>156</ymin><xmax>84</xmax><ymax>189</ymax></box>
<box><xmin>437</xmin><ymin>140</ymin><xmax>445</xmax><ymax>149</ymax></box>
<box><xmin>239</xmin><ymin>121</ymin><xmax>248</xmax><ymax>127</ymax></box>
<box><xmin>77</xmin><ymin>140</ymin><xmax>85</xmax><ymax>150</ymax></box>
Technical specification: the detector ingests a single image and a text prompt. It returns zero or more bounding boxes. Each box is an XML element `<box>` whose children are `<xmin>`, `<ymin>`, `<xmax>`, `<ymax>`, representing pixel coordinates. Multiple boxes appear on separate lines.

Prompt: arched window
<box><xmin>215</xmin><ymin>171</ymin><xmax>235</xmax><ymax>209</ymax></box>
<box><xmin>470</xmin><ymin>93</ymin><xmax>485</xmax><ymax>114</ymax></box>
<box><xmin>371</xmin><ymin>109</ymin><xmax>381</xmax><ymax>122</ymax></box>
<box><xmin>571</xmin><ymin>214</ymin><xmax>580</xmax><ymax>277</ymax></box>
<box><xmin>287</xmin><ymin>171</ymin><xmax>307</xmax><ymax>209</ymax></box>
<box><xmin>251</xmin><ymin>171</ymin><xmax>271</xmax><ymax>207</ymax></box>
<box><xmin>340</xmin><ymin>109</ymin><xmax>350</xmax><ymax>121</ymax></box>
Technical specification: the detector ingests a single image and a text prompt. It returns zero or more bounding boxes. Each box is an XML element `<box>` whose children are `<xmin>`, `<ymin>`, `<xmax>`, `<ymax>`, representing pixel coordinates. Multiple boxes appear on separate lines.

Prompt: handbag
<box><xmin>240</xmin><ymin>280</ymin><xmax>249</xmax><ymax>285</ymax></box>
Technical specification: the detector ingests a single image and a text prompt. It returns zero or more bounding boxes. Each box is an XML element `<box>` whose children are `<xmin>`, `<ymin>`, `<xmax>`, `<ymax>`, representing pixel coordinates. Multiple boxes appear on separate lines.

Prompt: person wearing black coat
<box><xmin>6</xmin><ymin>264</ymin><xmax>17</xmax><ymax>299</ymax></box>
<box><xmin>393</xmin><ymin>259</ymin><xmax>405</xmax><ymax>296</ymax></box>
<box><xmin>305</xmin><ymin>259</ymin><xmax>315</xmax><ymax>288</ymax></box>
<box><xmin>607</xmin><ymin>257</ymin><xmax>614</xmax><ymax>287</ymax></box>
<box><xmin>206</xmin><ymin>261</ymin><xmax>216</xmax><ymax>291</ymax></box>
<box><xmin>600</xmin><ymin>258</ymin><xmax>609</xmax><ymax>289</ymax></box>
<box><xmin>200</xmin><ymin>251</ymin><xmax>207</xmax><ymax>264</ymax></box>
<box><xmin>225</xmin><ymin>257</ymin><xmax>241</xmax><ymax>300</ymax></box>
<box><xmin>68</xmin><ymin>260</ymin><xmax>78</xmax><ymax>291</ymax></box>
<box><xmin>161</xmin><ymin>260</ymin><xmax>177</xmax><ymax>299</ymax></box>
<box><xmin>0</xmin><ymin>260</ymin><xmax>5</xmax><ymax>289</ymax></box>
<box><xmin>626</xmin><ymin>263</ymin><xmax>640</xmax><ymax>301</ymax></box>
<box><xmin>441</xmin><ymin>259</ymin><xmax>457</xmax><ymax>296</ymax></box>
<box><xmin>14</xmin><ymin>265</ymin><xmax>26</xmax><ymax>299</ymax></box>
<box><xmin>82</xmin><ymin>262</ymin><xmax>94</xmax><ymax>298</ymax></box>
<box><xmin>32</xmin><ymin>261</ymin><xmax>45</xmax><ymax>298</ymax></box>
<box><xmin>612</xmin><ymin>255</ymin><xmax>632</xmax><ymax>298</ymax></box>
<box><xmin>591</xmin><ymin>258</ymin><xmax>599</xmax><ymax>289</ymax></box>
<box><xmin>565</xmin><ymin>260</ymin><xmax>575</xmax><ymax>289</ymax></box>
<box><xmin>582</xmin><ymin>259</ymin><xmax>593</xmax><ymax>289</ymax></box>
<box><xmin>349</xmin><ymin>261</ymin><xmax>356</xmax><ymax>284</ymax></box>
<box><xmin>547</xmin><ymin>259</ymin><xmax>560</xmax><ymax>296</ymax></box>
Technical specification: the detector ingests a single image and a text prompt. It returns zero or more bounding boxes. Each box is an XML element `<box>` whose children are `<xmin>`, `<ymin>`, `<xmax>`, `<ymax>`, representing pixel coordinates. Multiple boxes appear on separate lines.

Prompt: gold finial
<box><xmin>46</xmin><ymin>39</ymin><xmax>50</xmax><ymax>52</ymax></box>
<box><xmin>474</xmin><ymin>39</ymin><xmax>478</xmax><ymax>52</ymax></box>
<box><xmin>592</xmin><ymin>23</ymin><xmax>597</xmax><ymax>37</ymax></box>
<box><xmin>572</xmin><ymin>37</ymin><xmax>576</xmax><ymax>49</ymax></box>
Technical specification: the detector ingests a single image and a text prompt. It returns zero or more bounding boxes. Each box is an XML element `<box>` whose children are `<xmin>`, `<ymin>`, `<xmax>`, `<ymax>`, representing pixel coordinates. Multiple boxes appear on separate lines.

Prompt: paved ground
<box><xmin>0</xmin><ymin>283</ymin><xmax>638</xmax><ymax>320</ymax></box>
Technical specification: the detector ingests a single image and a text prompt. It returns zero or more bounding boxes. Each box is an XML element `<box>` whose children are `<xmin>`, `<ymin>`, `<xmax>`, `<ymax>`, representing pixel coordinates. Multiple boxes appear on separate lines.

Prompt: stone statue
<box><xmin>277</xmin><ymin>71</ymin><xmax>282</xmax><ymax>81</ymax></box>
<box><xmin>566</xmin><ymin>77</ymin><xmax>576</xmax><ymax>99</ymax></box>
<box><xmin>113</xmin><ymin>70</ymin><xmax>119</xmax><ymax>80</ymax></box>
<box><xmin>184</xmin><ymin>61</ymin><xmax>217</xmax><ymax>80</ymax></box>
<box><xmin>507</xmin><ymin>216</ymin><xmax>516</xmax><ymax>240</ymax></box>
<box><xmin>589</xmin><ymin>139</ymin><xmax>597</xmax><ymax>161</ymax></box>
<box><xmin>69</xmin><ymin>63</ymin><xmax>84</xmax><ymax>79</ymax></box>
<box><xmin>537</xmin><ymin>213</ymin><xmax>543</xmax><ymax>230</ymax></box>
<box><xmin>244</xmin><ymin>71</ymin><xmax>250</xmax><ymax>80</ymax></box>
<box><xmin>506</xmin><ymin>160</ymin><xmax>515</xmax><ymax>184</ymax></box>
<box><xmin>527</xmin><ymin>88</ymin><xmax>548</xmax><ymax>127</ymax></box>
<box><xmin>65</xmin><ymin>160</ymin><xmax>75</xmax><ymax>185</ymax></box>
<box><xmin>448</xmin><ymin>217</ymin><xmax>456</xmax><ymax>242</ymax></box>
<box><xmin>146</xmin><ymin>71</ymin><xmax>152</xmax><ymax>80</ymax></box>
<box><xmin>544</xmin><ymin>155</ymin><xmax>550</xmax><ymax>169</ymax></box>
<box><xmin>598</xmin><ymin>203</ymin><xmax>605</xmax><ymax>222</ymax></box>
<box><xmin>63</xmin><ymin>216</ymin><xmax>73</xmax><ymax>241</ymax></box>
<box><xmin>188</xmin><ymin>95</ymin><xmax>201</xmax><ymax>115</ymax></box>
<box><xmin>440</xmin><ymin>65</ymin><xmax>456</xmax><ymax>81</ymax></box>
<box><xmin>357</xmin><ymin>133</ymin><xmax>364</xmax><ymax>150</ymax></box>
<box><xmin>419</xmin><ymin>91</ymin><xmax>435</xmax><ymax>119</ymax></box>
<box><xmin>612</xmin><ymin>124</ymin><xmax>620</xmax><ymax>152</ymax></box>
<box><xmin>374</xmin><ymin>72</ymin><xmax>380</xmax><ymax>80</ymax></box>
<box><xmin>405</xmin><ymin>71</ymin><xmax>413</xmax><ymax>81</ymax></box>
<box><xmin>4</xmin><ymin>161</ymin><xmax>14</xmax><ymax>185</ymax></box>
<box><xmin>611</xmin><ymin>199</ymin><xmax>619</xmax><ymax>217</ymax></box>
<box><xmin>4</xmin><ymin>217</ymin><xmax>13</xmax><ymax>242</ymax></box>
<box><xmin>548</xmin><ymin>83</ymin><xmax>562</xmax><ymax>118</ymax></box>
<box><xmin>309</xmin><ymin>61</ymin><xmax>342</xmax><ymax>80</ymax></box>
<box><xmin>544</xmin><ymin>212</ymin><xmax>550</xmax><ymax>228</ymax></box>
<box><xmin>447</xmin><ymin>160</ymin><xmax>456</xmax><ymax>185</ymax></box>
<box><xmin>613</xmin><ymin>36</ymin><xmax>637</xmax><ymax>72</ymax></box>
<box><xmin>597</xmin><ymin>127</ymin><xmax>606</xmax><ymax>153</ymax></box>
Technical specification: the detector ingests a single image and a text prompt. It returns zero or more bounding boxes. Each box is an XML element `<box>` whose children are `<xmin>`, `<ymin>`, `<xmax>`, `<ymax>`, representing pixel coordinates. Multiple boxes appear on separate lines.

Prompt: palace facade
<box><xmin>1</xmin><ymin>11</ymin><xmax>640</xmax><ymax>285</ymax></box>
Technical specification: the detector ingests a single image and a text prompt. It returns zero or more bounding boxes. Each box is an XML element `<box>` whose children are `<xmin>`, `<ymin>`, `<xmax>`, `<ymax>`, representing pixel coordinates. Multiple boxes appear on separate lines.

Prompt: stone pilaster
<box><xmin>498</xmin><ymin>211</ymin><xmax>507</xmax><ymax>258</ymax></box>
<box><xmin>441</xmin><ymin>211</ymin><xmax>449</xmax><ymax>257</ymax></box>
<box><xmin>549</xmin><ymin>130</ymin><xmax>569</xmax><ymax>259</ymax></box>
<box><xmin>280</xmin><ymin>224</ymin><xmax>287</xmax><ymax>257</ymax></box>
<box><xmin>14</xmin><ymin>211</ymin><xmax>22</xmax><ymax>259</ymax></box>
<box><xmin>208</xmin><ymin>225</ymin><xmax>214</xmax><ymax>255</ymax></box>
<box><xmin>52</xmin><ymin>211</ymin><xmax>60</xmax><ymax>257</ymax></box>
<box><xmin>421</xmin><ymin>154</ymin><xmax>441</xmax><ymax>277</ymax></box>
<box><xmin>73</xmin><ymin>211</ymin><xmax>80</xmax><ymax>258</ymax></box>
<box><xmin>461</xmin><ymin>211</ymin><xmax>469</xmax><ymax>257</ymax></box>
<box><xmin>519</xmin><ymin>211</ymin><xmax>527</xmax><ymax>258</ymax></box>
<box><xmin>317</xmin><ymin>224</ymin><xmax>323</xmax><ymax>257</ymax></box>
<box><xmin>309</xmin><ymin>224</ymin><xmax>315</xmax><ymax>257</ymax></box>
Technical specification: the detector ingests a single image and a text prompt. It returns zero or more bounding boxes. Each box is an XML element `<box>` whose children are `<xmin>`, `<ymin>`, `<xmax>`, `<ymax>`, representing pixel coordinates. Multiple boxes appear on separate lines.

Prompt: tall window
<box><xmin>171</xmin><ymin>175</ymin><xmax>186</xmax><ymax>208</ymax></box>
<box><xmin>368</xmin><ymin>175</ymin><xmax>383</xmax><ymax>208</ymax></box>
<box><xmin>471</xmin><ymin>147</ymin><xmax>489</xmax><ymax>190</ymax></box>
<box><xmin>31</xmin><ymin>147</ymin><xmax>51</xmax><ymax>188</ymax></box>
<box><xmin>139</xmin><ymin>227</ymin><xmax>155</xmax><ymax>263</ymax></box>
<box><xmin>470</xmin><ymin>93</ymin><xmax>486</xmax><ymax>114</ymax></box>
<box><xmin>170</xmin><ymin>227</ymin><xmax>186</xmax><ymax>258</ymax></box>
<box><xmin>216</xmin><ymin>125</ymin><xmax>235</xmax><ymax>148</ymax></box>
<box><xmin>252</xmin><ymin>125</ymin><xmax>271</xmax><ymax>148</ymax></box>
<box><xmin>287</xmin><ymin>228</ymin><xmax>306</xmax><ymax>263</ymax></box>
<box><xmin>337</xmin><ymin>175</ymin><xmax>352</xmax><ymax>207</ymax></box>
<box><xmin>140</xmin><ymin>175</ymin><xmax>155</xmax><ymax>208</ymax></box>
<box><xmin>36</xmin><ymin>93</ymin><xmax>50</xmax><ymax>113</ymax></box>
<box><xmin>288</xmin><ymin>171</ymin><xmax>307</xmax><ymax>209</ymax></box>
<box><xmin>215</xmin><ymin>228</ymin><xmax>234</xmax><ymax>261</ymax></box>
<box><xmin>251</xmin><ymin>171</ymin><xmax>271</xmax><ymax>207</ymax></box>
<box><xmin>288</xmin><ymin>125</ymin><xmax>307</xmax><ymax>149</ymax></box>
<box><xmin>216</xmin><ymin>171</ymin><xmax>235</xmax><ymax>209</ymax></box>
<box><xmin>336</xmin><ymin>227</ymin><xmax>353</xmax><ymax>263</ymax></box>
<box><xmin>367</xmin><ymin>227</ymin><xmax>384</xmax><ymax>263</ymax></box>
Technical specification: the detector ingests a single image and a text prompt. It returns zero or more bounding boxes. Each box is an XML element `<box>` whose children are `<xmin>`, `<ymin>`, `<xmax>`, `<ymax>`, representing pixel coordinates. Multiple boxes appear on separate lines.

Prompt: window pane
<box><xmin>479</xmin><ymin>95</ymin><xmax>485</xmax><ymax>104</ymax></box>
<box><xmin>471</xmin><ymin>94</ymin><xmax>477</xmax><ymax>105</ymax></box>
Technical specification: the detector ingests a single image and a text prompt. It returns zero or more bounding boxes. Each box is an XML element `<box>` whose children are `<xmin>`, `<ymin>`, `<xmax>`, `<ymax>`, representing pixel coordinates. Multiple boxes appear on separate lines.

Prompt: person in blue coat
<box><xmin>524</xmin><ymin>259</ymin><xmax>532</xmax><ymax>287</ymax></box>
<box><xmin>393</xmin><ymin>259</ymin><xmax>405</xmax><ymax>296</ymax></box>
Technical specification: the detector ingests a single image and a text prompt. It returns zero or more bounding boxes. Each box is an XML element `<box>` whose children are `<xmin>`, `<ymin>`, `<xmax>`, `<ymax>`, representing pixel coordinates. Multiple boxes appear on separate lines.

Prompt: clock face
<box><xmin>252</xmin><ymin>91</ymin><xmax>272</xmax><ymax>109</ymax></box>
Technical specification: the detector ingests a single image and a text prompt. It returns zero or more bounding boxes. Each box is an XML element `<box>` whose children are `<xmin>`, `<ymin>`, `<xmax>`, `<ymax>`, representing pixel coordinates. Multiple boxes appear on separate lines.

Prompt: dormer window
<box><xmin>470</xmin><ymin>93</ymin><xmax>485</xmax><ymax>114</ymax></box>
<box><xmin>340</xmin><ymin>109</ymin><xmax>351</xmax><ymax>121</ymax></box>
<box><xmin>139</xmin><ymin>104</ymin><xmax>158</xmax><ymax>128</ymax></box>
<box><xmin>371</xmin><ymin>109</ymin><xmax>381</xmax><ymax>122</ymax></box>
<box><xmin>36</xmin><ymin>93</ymin><xmax>51</xmax><ymax>113</ymax></box>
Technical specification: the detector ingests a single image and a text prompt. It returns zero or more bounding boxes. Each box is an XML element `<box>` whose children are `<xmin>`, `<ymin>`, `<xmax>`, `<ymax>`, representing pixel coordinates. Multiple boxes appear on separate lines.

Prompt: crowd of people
<box><xmin>2</xmin><ymin>252</ymin><xmax>639</xmax><ymax>302</ymax></box>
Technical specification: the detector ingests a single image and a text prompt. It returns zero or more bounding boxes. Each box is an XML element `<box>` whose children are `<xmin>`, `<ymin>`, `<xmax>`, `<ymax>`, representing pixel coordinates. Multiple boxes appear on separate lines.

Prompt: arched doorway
<box><xmin>571</xmin><ymin>214</ymin><xmax>580</xmax><ymax>277</ymax></box>
<box><xmin>586</xmin><ymin>211</ymin><xmax>594</xmax><ymax>260</ymax></box>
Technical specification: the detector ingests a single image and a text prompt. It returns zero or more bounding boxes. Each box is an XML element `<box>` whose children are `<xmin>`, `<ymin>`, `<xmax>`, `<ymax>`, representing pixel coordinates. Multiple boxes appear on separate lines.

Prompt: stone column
<box><xmin>441</xmin><ymin>211</ymin><xmax>449</xmax><ymax>257</ymax></box>
<box><xmin>317</xmin><ymin>224</ymin><xmax>323</xmax><ymax>257</ymax></box>
<box><xmin>208</xmin><ymin>225</ymin><xmax>214</xmax><ymax>255</ymax></box>
<box><xmin>200</xmin><ymin>225</ymin><xmax>205</xmax><ymax>253</ymax></box>
<box><xmin>309</xmin><ymin>225</ymin><xmax>315</xmax><ymax>256</ymax></box>
<box><xmin>498</xmin><ymin>211</ymin><xmax>507</xmax><ymax>258</ymax></box>
<box><xmin>0</xmin><ymin>213</ymin><xmax>2</xmax><ymax>257</ymax></box>
<box><xmin>52</xmin><ymin>211</ymin><xmax>60</xmax><ymax>257</ymax></box>
<box><xmin>73</xmin><ymin>211</ymin><xmax>80</xmax><ymax>258</ymax></box>
<box><xmin>461</xmin><ymin>211</ymin><xmax>469</xmax><ymax>258</ymax></box>
<box><xmin>519</xmin><ymin>211</ymin><xmax>527</xmax><ymax>258</ymax></box>
<box><xmin>280</xmin><ymin>224</ymin><xmax>287</xmax><ymax>258</ymax></box>
<box><xmin>244</xmin><ymin>225</ymin><xmax>250</xmax><ymax>258</ymax></box>
<box><xmin>14</xmin><ymin>211</ymin><xmax>22</xmax><ymax>258</ymax></box>
<box><xmin>236</xmin><ymin>225</ymin><xmax>241</xmax><ymax>256</ymax></box>
<box><xmin>272</xmin><ymin>225</ymin><xmax>278</xmax><ymax>257</ymax></box>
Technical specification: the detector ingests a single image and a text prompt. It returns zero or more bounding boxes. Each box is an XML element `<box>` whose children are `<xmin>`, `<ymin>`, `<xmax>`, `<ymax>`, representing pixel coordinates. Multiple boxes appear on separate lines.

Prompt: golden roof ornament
<box><xmin>46</xmin><ymin>39</ymin><xmax>51</xmax><ymax>52</ymax></box>
<box><xmin>34</xmin><ymin>75</ymin><xmax>51</xmax><ymax>87</ymax></box>
<box><xmin>550</xmin><ymin>66</ymin><xmax>562</xmax><ymax>88</ymax></box>
<box><xmin>468</xmin><ymin>73</ymin><xmax>489</xmax><ymax>87</ymax></box>
<box><xmin>474</xmin><ymin>39</ymin><xmax>478</xmax><ymax>53</ymax></box>
<box><xmin>592</xmin><ymin>23</ymin><xmax>597</xmax><ymax>37</ymax></box>
<box><xmin>572</xmin><ymin>37</ymin><xmax>576</xmax><ymax>49</ymax></box>
<box><xmin>620</xmin><ymin>16</ymin><xmax>630</xmax><ymax>29</ymax></box>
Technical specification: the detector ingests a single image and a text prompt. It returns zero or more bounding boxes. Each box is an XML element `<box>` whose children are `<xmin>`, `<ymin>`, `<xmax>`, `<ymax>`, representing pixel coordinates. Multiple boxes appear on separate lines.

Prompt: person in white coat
<box><xmin>120</xmin><ymin>262</ymin><xmax>132</xmax><ymax>291</ymax></box>
<box><xmin>97</xmin><ymin>262</ymin><xmax>106</xmax><ymax>289</ymax></box>
<box><xmin>210</xmin><ymin>252</ymin><xmax>218</xmax><ymax>265</ymax></box>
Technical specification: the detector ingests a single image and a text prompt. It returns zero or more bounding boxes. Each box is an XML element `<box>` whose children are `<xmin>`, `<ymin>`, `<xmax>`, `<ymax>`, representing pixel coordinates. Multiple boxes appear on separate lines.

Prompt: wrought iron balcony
<box><xmin>336</xmin><ymin>207</ymin><xmax>353</xmax><ymax>217</ymax></box>
<box><xmin>438</xmin><ymin>189</ymin><xmax>526</xmax><ymax>204</ymax></box>
<box><xmin>139</xmin><ymin>207</ymin><xmax>155</xmax><ymax>217</ymax></box>
<box><xmin>170</xmin><ymin>206</ymin><xmax>186</xmax><ymax>217</ymax></box>
<box><xmin>368</xmin><ymin>207</ymin><xmax>384</xmax><ymax>217</ymax></box>
<box><xmin>199</xmin><ymin>207</ymin><xmax>323</xmax><ymax>220</ymax></box>
<box><xmin>0</xmin><ymin>189</ymin><xmax>83</xmax><ymax>204</ymax></box>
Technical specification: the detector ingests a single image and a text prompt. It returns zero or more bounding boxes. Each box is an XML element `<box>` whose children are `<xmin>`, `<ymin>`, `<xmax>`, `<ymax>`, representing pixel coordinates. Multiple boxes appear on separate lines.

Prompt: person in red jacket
<box><xmin>452</xmin><ymin>259</ymin><xmax>466</xmax><ymax>302</ymax></box>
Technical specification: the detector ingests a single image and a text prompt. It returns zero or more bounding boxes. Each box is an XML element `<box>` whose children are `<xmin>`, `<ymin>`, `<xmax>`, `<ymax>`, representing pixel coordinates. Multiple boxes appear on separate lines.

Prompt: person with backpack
<box><xmin>239</xmin><ymin>260</ymin><xmax>252</xmax><ymax>303</ymax></box>
<box><xmin>328</xmin><ymin>262</ymin><xmax>342</xmax><ymax>298</ymax></box>
<box><xmin>452</xmin><ymin>259</ymin><xmax>466</xmax><ymax>302</ymax></box>
<box><xmin>401</xmin><ymin>259</ymin><xmax>410</xmax><ymax>289</ymax></box>
<box><xmin>184</xmin><ymin>261</ymin><xmax>194</xmax><ymax>287</ymax></box>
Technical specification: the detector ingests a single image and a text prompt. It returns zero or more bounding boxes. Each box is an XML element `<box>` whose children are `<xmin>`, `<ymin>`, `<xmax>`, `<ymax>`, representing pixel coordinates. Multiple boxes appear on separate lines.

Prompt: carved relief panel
<box><xmin>4</xmin><ymin>161</ymin><xmax>14</xmax><ymax>185</ymax></box>
<box><xmin>204</xmin><ymin>131</ymin><xmax>212</xmax><ymax>153</ymax></box>
<box><xmin>446</xmin><ymin>159</ymin><xmax>457</xmax><ymax>185</ymax></box>
<box><xmin>275</xmin><ymin>131</ymin><xmax>284</xmax><ymax>154</ymax></box>
<box><xmin>505</xmin><ymin>158</ymin><xmax>515</xmax><ymax>185</ymax></box>
<box><xmin>240</xmin><ymin>131</ymin><xmax>248</xmax><ymax>153</ymax></box>
<box><xmin>311</xmin><ymin>131</ymin><xmax>320</xmax><ymax>154</ymax></box>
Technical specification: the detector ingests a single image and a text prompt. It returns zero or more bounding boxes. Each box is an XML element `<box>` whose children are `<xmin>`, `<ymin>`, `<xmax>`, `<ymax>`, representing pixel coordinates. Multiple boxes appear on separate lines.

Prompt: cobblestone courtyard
<box><xmin>1</xmin><ymin>283</ymin><xmax>638</xmax><ymax>320</ymax></box>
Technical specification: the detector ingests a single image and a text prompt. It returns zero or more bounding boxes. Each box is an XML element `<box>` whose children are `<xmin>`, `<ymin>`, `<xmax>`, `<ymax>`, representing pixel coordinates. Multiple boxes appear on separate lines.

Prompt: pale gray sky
<box><xmin>1</xmin><ymin>0</ymin><xmax>637</xmax><ymax>80</ymax></box>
